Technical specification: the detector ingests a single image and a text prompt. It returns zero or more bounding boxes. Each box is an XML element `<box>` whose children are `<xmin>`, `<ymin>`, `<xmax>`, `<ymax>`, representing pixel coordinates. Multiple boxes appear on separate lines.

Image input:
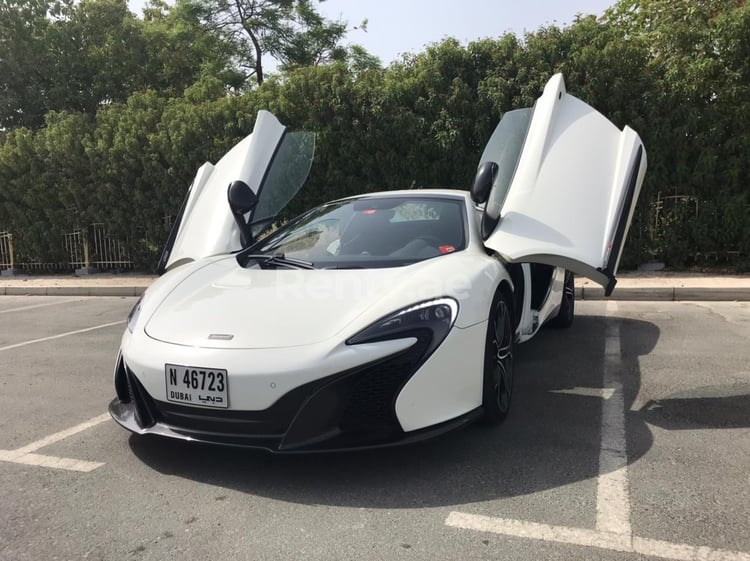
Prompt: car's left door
<box><xmin>158</xmin><ymin>110</ymin><xmax>315</xmax><ymax>273</ymax></box>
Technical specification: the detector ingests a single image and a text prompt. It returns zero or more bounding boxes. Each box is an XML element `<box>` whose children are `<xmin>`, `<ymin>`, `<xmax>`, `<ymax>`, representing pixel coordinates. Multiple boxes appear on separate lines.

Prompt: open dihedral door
<box><xmin>480</xmin><ymin>74</ymin><xmax>647</xmax><ymax>295</ymax></box>
<box><xmin>158</xmin><ymin>110</ymin><xmax>315</xmax><ymax>273</ymax></box>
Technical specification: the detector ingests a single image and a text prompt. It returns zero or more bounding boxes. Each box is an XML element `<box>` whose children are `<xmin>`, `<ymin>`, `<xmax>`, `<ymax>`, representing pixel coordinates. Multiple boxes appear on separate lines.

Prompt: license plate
<box><xmin>164</xmin><ymin>364</ymin><xmax>229</xmax><ymax>409</ymax></box>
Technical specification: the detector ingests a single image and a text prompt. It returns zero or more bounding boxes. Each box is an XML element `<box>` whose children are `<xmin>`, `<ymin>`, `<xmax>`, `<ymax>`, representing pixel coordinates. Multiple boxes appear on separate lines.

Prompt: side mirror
<box><xmin>227</xmin><ymin>180</ymin><xmax>258</xmax><ymax>247</ymax></box>
<box><xmin>471</xmin><ymin>161</ymin><xmax>498</xmax><ymax>204</ymax></box>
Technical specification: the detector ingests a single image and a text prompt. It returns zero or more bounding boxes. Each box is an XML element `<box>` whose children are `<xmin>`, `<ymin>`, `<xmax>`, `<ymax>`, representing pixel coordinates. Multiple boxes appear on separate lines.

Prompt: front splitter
<box><xmin>109</xmin><ymin>398</ymin><xmax>483</xmax><ymax>454</ymax></box>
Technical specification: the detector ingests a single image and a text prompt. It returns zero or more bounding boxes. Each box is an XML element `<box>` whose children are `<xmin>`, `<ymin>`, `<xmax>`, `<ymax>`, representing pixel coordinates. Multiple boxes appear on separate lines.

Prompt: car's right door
<box><xmin>479</xmin><ymin>74</ymin><xmax>647</xmax><ymax>295</ymax></box>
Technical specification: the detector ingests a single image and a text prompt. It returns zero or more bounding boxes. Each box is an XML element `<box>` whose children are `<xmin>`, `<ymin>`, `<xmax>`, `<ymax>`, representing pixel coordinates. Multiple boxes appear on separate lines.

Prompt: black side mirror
<box><xmin>227</xmin><ymin>180</ymin><xmax>258</xmax><ymax>247</ymax></box>
<box><xmin>471</xmin><ymin>161</ymin><xmax>498</xmax><ymax>204</ymax></box>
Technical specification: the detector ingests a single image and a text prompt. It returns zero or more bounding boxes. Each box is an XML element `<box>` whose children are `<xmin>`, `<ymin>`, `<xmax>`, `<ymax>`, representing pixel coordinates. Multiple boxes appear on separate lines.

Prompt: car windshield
<box><xmin>245</xmin><ymin>196</ymin><xmax>467</xmax><ymax>269</ymax></box>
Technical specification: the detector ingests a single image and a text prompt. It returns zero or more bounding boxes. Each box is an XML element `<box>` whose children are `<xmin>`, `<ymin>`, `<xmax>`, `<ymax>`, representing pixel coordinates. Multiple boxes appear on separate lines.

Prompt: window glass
<box><xmin>250</xmin><ymin>196</ymin><xmax>466</xmax><ymax>269</ymax></box>
<box><xmin>480</xmin><ymin>107</ymin><xmax>533</xmax><ymax>236</ymax></box>
<box><xmin>251</xmin><ymin>131</ymin><xmax>316</xmax><ymax>235</ymax></box>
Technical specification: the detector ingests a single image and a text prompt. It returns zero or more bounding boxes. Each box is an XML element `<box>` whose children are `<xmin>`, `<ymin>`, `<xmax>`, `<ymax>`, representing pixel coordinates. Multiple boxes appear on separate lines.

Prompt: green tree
<box><xmin>190</xmin><ymin>0</ymin><xmax>348</xmax><ymax>85</ymax></box>
<box><xmin>45</xmin><ymin>0</ymin><xmax>147</xmax><ymax>115</ymax></box>
<box><xmin>0</xmin><ymin>0</ymin><xmax>148</xmax><ymax>128</ymax></box>
<box><xmin>0</xmin><ymin>0</ymin><xmax>57</xmax><ymax>129</ymax></box>
<box><xmin>607</xmin><ymin>0</ymin><xmax>750</xmax><ymax>264</ymax></box>
<box><xmin>2</xmin><ymin>1</ymin><xmax>750</xmax><ymax>271</ymax></box>
<box><xmin>139</xmin><ymin>0</ymin><xmax>244</xmax><ymax>93</ymax></box>
<box><xmin>0</xmin><ymin>0</ymin><xmax>238</xmax><ymax>129</ymax></box>
<box><xmin>0</xmin><ymin>111</ymin><xmax>95</xmax><ymax>262</ymax></box>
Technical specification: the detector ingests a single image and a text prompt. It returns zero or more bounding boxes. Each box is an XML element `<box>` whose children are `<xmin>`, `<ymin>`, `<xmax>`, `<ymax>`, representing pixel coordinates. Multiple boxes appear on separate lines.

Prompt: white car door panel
<box><xmin>159</xmin><ymin>111</ymin><xmax>314</xmax><ymax>273</ymax></box>
<box><xmin>481</xmin><ymin>74</ymin><xmax>647</xmax><ymax>295</ymax></box>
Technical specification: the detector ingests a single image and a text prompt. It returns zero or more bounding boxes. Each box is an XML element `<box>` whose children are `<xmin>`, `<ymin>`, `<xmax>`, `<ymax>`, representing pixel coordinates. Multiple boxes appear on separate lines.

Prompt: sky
<box><xmin>128</xmin><ymin>0</ymin><xmax>615</xmax><ymax>66</ymax></box>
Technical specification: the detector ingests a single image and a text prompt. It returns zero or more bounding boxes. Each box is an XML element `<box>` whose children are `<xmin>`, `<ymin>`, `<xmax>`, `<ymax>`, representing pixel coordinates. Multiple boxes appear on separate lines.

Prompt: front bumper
<box><xmin>109</xmin><ymin>335</ymin><xmax>481</xmax><ymax>452</ymax></box>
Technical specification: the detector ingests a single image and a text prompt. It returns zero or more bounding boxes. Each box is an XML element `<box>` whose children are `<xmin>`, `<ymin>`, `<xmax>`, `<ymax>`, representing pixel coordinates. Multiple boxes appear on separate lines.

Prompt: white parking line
<box><xmin>596</xmin><ymin>300</ymin><xmax>631</xmax><ymax>536</ymax></box>
<box><xmin>445</xmin><ymin>512</ymin><xmax>750</xmax><ymax>561</ymax></box>
<box><xmin>0</xmin><ymin>320</ymin><xmax>125</xmax><ymax>352</ymax></box>
<box><xmin>0</xmin><ymin>451</ymin><xmax>103</xmax><ymax>473</ymax></box>
<box><xmin>549</xmin><ymin>387</ymin><xmax>616</xmax><ymax>399</ymax></box>
<box><xmin>11</xmin><ymin>413</ymin><xmax>111</xmax><ymax>456</ymax></box>
<box><xmin>0</xmin><ymin>298</ymin><xmax>83</xmax><ymax>314</ymax></box>
<box><xmin>0</xmin><ymin>413</ymin><xmax>109</xmax><ymax>473</ymax></box>
<box><xmin>445</xmin><ymin>301</ymin><xmax>750</xmax><ymax>560</ymax></box>
<box><xmin>631</xmin><ymin>537</ymin><xmax>750</xmax><ymax>561</ymax></box>
<box><xmin>446</xmin><ymin>513</ymin><xmax>630</xmax><ymax>552</ymax></box>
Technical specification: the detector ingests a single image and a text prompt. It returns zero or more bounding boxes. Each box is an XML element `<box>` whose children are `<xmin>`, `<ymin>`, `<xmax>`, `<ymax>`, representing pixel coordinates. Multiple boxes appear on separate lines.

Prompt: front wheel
<box><xmin>482</xmin><ymin>290</ymin><xmax>515</xmax><ymax>424</ymax></box>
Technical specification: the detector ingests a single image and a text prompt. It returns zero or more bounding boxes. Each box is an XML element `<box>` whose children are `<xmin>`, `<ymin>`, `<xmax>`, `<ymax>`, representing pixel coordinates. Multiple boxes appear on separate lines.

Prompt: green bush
<box><xmin>2</xmin><ymin>1</ymin><xmax>750</xmax><ymax>271</ymax></box>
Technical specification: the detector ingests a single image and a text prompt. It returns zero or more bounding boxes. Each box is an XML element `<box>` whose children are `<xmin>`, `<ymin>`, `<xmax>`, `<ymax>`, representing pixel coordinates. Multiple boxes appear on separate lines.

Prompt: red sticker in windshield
<box><xmin>439</xmin><ymin>245</ymin><xmax>456</xmax><ymax>254</ymax></box>
<box><xmin>361</xmin><ymin>209</ymin><xmax>377</xmax><ymax>215</ymax></box>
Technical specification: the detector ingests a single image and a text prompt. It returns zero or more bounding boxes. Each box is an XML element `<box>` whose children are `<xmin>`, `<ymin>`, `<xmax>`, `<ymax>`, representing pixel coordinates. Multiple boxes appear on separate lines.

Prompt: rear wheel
<box><xmin>482</xmin><ymin>290</ymin><xmax>515</xmax><ymax>424</ymax></box>
<box><xmin>549</xmin><ymin>270</ymin><xmax>575</xmax><ymax>329</ymax></box>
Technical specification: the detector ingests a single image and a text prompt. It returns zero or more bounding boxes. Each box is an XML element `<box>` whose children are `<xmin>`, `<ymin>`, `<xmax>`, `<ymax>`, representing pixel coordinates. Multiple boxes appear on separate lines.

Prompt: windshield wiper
<box><xmin>321</xmin><ymin>265</ymin><xmax>367</xmax><ymax>269</ymax></box>
<box><xmin>238</xmin><ymin>252</ymin><xmax>315</xmax><ymax>270</ymax></box>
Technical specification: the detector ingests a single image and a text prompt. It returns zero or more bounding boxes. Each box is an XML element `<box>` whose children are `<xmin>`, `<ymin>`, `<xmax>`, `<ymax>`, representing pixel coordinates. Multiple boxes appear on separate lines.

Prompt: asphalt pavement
<box><xmin>0</xmin><ymin>297</ymin><xmax>749</xmax><ymax>561</ymax></box>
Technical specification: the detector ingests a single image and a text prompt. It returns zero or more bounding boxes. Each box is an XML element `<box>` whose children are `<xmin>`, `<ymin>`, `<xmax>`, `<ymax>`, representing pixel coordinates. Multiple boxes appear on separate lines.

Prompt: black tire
<box><xmin>482</xmin><ymin>289</ymin><xmax>515</xmax><ymax>424</ymax></box>
<box><xmin>549</xmin><ymin>270</ymin><xmax>575</xmax><ymax>329</ymax></box>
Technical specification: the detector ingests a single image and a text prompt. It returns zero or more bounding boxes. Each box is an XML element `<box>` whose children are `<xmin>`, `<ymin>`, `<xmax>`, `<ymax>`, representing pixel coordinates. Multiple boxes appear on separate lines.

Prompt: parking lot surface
<box><xmin>1</xmin><ymin>296</ymin><xmax>748</xmax><ymax>561</ymax></box>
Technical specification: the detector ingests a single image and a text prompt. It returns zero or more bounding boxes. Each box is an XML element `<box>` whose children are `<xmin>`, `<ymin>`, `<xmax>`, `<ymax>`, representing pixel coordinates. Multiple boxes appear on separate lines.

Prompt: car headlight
<box><xmin>346</xmin><ymin>297</ymin><xmax>458</xmax><ymax>356</ymax></box>
<box><xmin>127</xmin><ymin>296</ymin><xmax>143</xmax><ymax>333</ymax></box>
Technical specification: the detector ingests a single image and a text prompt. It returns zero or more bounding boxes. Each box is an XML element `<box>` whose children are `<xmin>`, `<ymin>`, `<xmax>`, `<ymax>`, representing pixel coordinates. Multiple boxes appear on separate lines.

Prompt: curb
<box><xmin>579</xmin><ymin>286</ymin><xmax>750</xmax><ymax>301</ymax></box>
<box><xmin>0</xmin><ymin>285</ymin><xmax>748</xmax><ymax>301</ymax></box>
<box><xmin>0</xmin><ymin>286</ymin><xmax>147</xmax><ymax>297</ymax></box>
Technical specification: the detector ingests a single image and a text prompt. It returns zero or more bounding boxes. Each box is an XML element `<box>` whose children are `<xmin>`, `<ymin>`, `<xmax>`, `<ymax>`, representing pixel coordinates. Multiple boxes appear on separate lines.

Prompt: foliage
<box><xmin>0</xmin><ymin>0</ymin><xmax>235</xmax><ymax>129</ymax></box>
<box><xmin>189</xmin><ymin>0</ymin><xmax>350</xmax><ymax>85</ymax></box>
<box><xmin>1</xmin><ymin>0</ymin><xmax>750</xmax><ymax>270</ymax></box>
<box><xmin>0</xmin><ymin>111</ymin><xmax>94</xmax><ymax>261</ymax></box>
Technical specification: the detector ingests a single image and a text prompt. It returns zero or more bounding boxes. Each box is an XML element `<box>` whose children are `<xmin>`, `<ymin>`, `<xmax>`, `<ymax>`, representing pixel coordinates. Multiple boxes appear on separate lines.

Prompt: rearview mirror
<box><xmin>227</xmin><ymin>180</ymin><xmax>258</xmax><ymax>247</ymax></box>
<box><xmin>471</xmin><ymin>161</ymin><xmax>498</xmax><ymax>204</ymax></box>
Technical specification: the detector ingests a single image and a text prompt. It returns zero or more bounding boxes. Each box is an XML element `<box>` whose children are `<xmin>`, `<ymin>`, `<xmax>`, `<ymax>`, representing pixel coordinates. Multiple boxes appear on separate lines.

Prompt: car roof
<box><xmin>335</xmin><ymin>188</ymin><xmax>472</xmax><ymax>203</ymax></box>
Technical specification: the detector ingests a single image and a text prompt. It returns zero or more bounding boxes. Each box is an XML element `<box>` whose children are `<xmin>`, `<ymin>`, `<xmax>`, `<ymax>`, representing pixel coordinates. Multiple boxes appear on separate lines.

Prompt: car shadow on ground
<box><xmin>638</xmin><ymin>390</ymin><xmax>750</xmax><ymax>430</ymax></box>
<box><xmin>129</xmin><ymin>314</ymin><xmax>660</xmax><ymax>508</ymax></box>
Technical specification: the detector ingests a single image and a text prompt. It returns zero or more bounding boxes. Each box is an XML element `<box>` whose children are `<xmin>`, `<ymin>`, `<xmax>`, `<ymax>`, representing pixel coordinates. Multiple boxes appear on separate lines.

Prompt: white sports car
<box><xmin>110</xmin><ymin>74</ymin><xmax>646</xmax><ymax>451</ymax></box>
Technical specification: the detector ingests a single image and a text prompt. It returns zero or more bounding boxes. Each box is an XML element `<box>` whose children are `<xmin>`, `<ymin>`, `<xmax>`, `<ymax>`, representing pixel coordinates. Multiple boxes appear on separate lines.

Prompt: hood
<box><xmin>145</xmin><ymin>256</ymin><xmax>420</xmax><ymax>349</ymax></box>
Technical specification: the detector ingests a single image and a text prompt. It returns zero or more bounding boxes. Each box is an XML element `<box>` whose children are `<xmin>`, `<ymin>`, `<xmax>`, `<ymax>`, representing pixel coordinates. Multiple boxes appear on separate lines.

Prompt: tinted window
<box><xmin>251</xmin><ymin>131</ymin><xmax>316</xmax><ymax>236</ymax></box>
<box><xmin>250</xmin><ymin>196</ymin><xmax>466</xmax><ymax>269</ymax></box>
<box><xmin>480</xmin><ymin>107</ymin><xmax>533</xmax><ymax>237</ymax></box>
